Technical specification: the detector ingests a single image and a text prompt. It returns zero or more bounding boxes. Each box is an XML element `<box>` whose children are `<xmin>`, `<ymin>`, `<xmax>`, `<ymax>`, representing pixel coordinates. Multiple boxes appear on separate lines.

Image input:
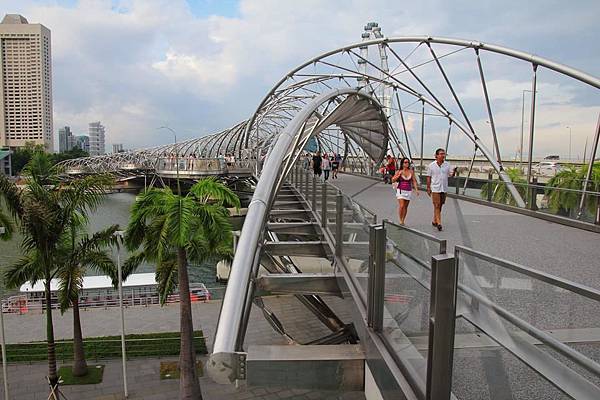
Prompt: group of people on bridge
<box><xmin>388</xmin><ymin>149</ymin><xmax>456</xmax><ymax>230</ymax></box>
<box><xmin>305</xmin><ymin>151</ymin><xmax>343</xmax><ymax>181</ymax></box>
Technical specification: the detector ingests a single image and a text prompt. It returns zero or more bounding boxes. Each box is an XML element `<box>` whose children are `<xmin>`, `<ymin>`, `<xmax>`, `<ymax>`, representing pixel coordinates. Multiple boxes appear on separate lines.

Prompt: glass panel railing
<box><xmin>379</xmin><ymin>221</ymin><xmax>447</xmax><ymax>396</ymax></box>
<box><xmin>451</xmin><ymin>317</ymin><xmax>571</xmax><ymax>400</ymax></box>
<box><xmin>454</xmin><ymin>245</ymin><xmax>600</xmax><ymax>398</ymax></box>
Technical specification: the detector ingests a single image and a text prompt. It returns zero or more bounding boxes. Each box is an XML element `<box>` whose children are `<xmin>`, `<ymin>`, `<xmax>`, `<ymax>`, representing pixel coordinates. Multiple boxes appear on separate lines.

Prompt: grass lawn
<box><xmin>58</xmin><ymin>365</ymin><xmax>104</xmax><ymax>385</ymax></box>
<box><xmin>160</xmin><ymin>360</ymin><xmax>203</xmax><ymax>380</ymax></box>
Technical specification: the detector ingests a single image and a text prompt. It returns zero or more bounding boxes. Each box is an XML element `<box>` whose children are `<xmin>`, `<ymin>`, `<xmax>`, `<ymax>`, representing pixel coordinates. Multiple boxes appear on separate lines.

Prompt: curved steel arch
<box><xmin>208</xmin><ymin>87</ymin><xmax>388</xmax><ymax>383</ymax></box>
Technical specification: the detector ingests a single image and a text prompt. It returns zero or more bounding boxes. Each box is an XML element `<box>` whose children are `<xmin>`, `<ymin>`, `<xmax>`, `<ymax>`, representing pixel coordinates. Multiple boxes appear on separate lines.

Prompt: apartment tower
<box><xmin>88</xmin><ymin>121</ymin><xmax>105</xmax><ymax>156</ymax></box>
<box><xmin>0</xmin><ymin>14</ymin><xmax>53</xmax><ymax>150</ymax></box>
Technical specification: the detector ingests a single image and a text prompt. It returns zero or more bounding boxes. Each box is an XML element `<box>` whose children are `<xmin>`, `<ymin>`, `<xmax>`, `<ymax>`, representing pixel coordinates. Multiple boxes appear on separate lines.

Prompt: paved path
<box><xmin>2</xmin><ymin>296</ymin><xmax>363</xmax><ymax>399</ymax></box>
<box><xmin>332</xmin><ymin>173</ymin><xmax>600</xmax><ymax>289</ymax></box>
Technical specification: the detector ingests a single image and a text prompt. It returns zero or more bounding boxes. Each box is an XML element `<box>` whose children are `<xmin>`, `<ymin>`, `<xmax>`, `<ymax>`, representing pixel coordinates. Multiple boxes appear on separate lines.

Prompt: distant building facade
<box><xmin>0</xmin><ymin>14</ymin><xmax>53</xmax><ymax>150</ymax></box>
<box><xmin>88</xmin><ymin>122</ymin><xmax>105</xmax><ymax>156</ymax></box>
<box><xmin>0</xmin><ymin>147</ymin><xmax>11</xmax><ymax>176</ymax></box>
<box><xmin>112</xmin><ymin>143</ymin><xmax>124</xmax><ymax>153</ymax></box>
<box><xmin>58</xmin><ymin>126</ymin><xmax>74</xmax><ymax>153</ymax></box>
<box><xmin>73</xmin><ymin>135</ymin><xmax>89</xmax><ymax>153</ymax></box>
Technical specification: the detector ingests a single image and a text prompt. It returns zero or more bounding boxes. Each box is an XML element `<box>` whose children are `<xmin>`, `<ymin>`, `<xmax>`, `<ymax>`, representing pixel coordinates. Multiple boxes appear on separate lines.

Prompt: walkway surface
<box><xmin>331</xmin><ymin>173</ymin><xmax>600</xmax><ymax>289</ymax></box>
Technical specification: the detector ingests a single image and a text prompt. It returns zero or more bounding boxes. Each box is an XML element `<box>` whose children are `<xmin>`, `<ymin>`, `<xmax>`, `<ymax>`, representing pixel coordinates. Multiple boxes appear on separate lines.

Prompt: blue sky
<box><xmin>1</xmin><ymin>0</ymin><xmax>598</xmax><ymax>158</ymax></box>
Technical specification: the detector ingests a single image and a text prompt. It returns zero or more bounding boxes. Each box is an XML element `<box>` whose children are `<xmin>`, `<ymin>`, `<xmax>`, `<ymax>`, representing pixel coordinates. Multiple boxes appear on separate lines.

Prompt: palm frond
<box><xmin>155</xmin><ymin>258</ymin><xmax>178</xmax><ymax>305</ymax></box>
<box><xmin>189</xmin><ymin>178</ymin><xmax>241</xmax><ymax>209</ymax></box>
<box><xmin>4</xmin><ymin>252</ymin><xmax>44</xmax><ymax>289</ymax></box>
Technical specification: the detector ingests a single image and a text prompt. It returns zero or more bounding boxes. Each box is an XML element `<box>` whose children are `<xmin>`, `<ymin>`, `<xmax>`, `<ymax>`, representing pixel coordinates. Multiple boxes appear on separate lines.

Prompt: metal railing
<box><xmin>290</xmin><ymin>164</ymin><xmax>600</xmax><ymax>399</ymax></box>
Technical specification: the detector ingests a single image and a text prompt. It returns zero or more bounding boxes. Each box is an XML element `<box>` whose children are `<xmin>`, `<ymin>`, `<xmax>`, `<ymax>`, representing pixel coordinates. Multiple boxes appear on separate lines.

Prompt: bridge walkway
<box><xmin>331</xmin><ymin>172</ymin><xmax>600</xmax><ymax>290</ymax></box>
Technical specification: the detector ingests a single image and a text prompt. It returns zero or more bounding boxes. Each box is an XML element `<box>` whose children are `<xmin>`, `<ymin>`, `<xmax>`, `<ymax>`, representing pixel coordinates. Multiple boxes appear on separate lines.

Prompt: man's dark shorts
<box><xmin>432</xmin><ymin>192</ymin><xmax>447</xmax><ymax>206</ymax></box>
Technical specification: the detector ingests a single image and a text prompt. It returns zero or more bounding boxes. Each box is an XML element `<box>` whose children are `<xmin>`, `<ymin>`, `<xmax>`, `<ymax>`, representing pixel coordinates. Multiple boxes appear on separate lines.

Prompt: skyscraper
<box><xmin>0</xmin><ymin>14</ymin><xmax>53</xmax><ymax>150</ymax></box>
<box><xmin>58</xmin><ymin>126</ymin><xmax>73</xmax><ymax>153</ymax></box>
<box><xmin>112</xmin><ymin>143</ymin><xmax>124</xmax><ymax>153</ymax></box>
<box><xmin>88</xmin><ymin>121</ymin><xmax>105</xmax><ymax>156</ymax></box>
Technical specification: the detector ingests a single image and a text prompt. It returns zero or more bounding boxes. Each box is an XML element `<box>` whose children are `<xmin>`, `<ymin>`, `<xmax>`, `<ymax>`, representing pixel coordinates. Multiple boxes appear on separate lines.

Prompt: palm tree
<box><xmin>480</xmin><ymin>168</ymin><xmax>527</xmax><ymax>206</ymax></box>
<box><xmin>124</xmin><ymin>178</ymin><xmax>239</xmax><ymax>400</ymax></box>
<box><xmin>55</xmin><ymin>224</ymin><xmax>120</xmax><ymax>377</ymax></box>
<box><xmin>0</xmin><ymin>150</ymin><xmax>113</xmax><ymax>391</ymax></box>
<box><xmin>545</xmin><ymin>162</ymin><xmax>600</xmax><ymax>216</ymax></box>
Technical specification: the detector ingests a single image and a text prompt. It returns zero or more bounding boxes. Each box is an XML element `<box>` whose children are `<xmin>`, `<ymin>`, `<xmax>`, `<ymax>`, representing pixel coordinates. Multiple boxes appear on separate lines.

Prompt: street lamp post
<box><xmin>114</xmin><ymin>230</ymin><xmax>128</xmax><ymax>399</ymax></box>
<box><xmin>0</xmin><ymin>226</ymin><xmax>8</xmax><ymax>400</ymax></box>
<box><xmin>566</xmin><ymin>126</ymin><xmax>572</xmax><ymax>161</ymax></box>
<box><xmin>158</xmin><ymin>126</ymin><xmax>181</xmax><ymax>196</ymax></box>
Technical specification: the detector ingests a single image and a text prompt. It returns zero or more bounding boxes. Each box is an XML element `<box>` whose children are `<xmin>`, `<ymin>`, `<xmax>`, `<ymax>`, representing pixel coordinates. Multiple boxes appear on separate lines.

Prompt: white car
<box><xmin>534</xmin><ymin>162</ymin><xmax>562</xmax><ymax>176</ymax></box>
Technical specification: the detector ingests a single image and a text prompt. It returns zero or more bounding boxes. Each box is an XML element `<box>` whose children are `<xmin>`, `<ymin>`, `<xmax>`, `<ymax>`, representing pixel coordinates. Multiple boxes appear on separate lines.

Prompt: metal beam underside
<box><xmin>255</xmin><ymin>273</ymin><xmax>342</xmax><ymax>297</ymax></box>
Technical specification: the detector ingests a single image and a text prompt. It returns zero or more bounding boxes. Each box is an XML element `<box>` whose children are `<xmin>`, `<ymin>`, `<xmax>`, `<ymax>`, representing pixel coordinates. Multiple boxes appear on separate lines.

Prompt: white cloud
<box><xmin>1</xmin><ymin>0</ymin><xmax>598</xmax><ymax>155</ymax></box>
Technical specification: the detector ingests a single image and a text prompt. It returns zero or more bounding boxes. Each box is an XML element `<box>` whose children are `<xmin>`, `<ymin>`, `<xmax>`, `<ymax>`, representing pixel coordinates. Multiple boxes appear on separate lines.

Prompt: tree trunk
<box><xmin>177</xmin><ymin>247</ymin><xmax>202</xmax><ymax>399</ymax></box>
<box><xmin>71</xmin><ymin>297</ymin><xmax>88</xmax><ymax>377</ymax></box>
<box><xmin>45</xmin><ymin>279</ymin><xmax>58</xmax><ymax>388</ymax></box>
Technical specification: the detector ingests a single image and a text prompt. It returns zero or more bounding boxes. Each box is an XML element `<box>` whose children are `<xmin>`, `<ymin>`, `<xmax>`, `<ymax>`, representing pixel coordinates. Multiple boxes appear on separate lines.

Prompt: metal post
<box><xmin>426</xmin><ymin>254</ymin><xmax>458</xmax><ymax>400</ymax></box>
<box><xmin>529</xmin><ymin>177</ymin><xmax>538</xmax><ymax>211</ymax></box>
<box><xmin>444</xmin><ymin>121</ymin><xmax>452</xmax><ymax>157</ymax></box>
<box><xmin>305</xmin><ymin>171</ymin><xmax>310</xmax><ymax>197</ymax></box>
<box><xmin>0</xmin><ymin>265</ymin><xmax>8</xmax><ymax>400</ymax></box>
<box><xmin>487</xmin><ymin>172</ymin><xmax>493</xmax><ymax>202</ymax></box>
<box><xmin>577</xmin><ymin>113</ymin><xmax>600</xmax><ymax>219</ymax></box>
<box><xmin>372</xmin><ymin>225</ymin><xmax>386</xmax><ymax>332</ymax></box>
<box><xmin>526</xmin><ymin>65</ymin><xmax>538</xmax><ymax>186</ymax></box>
<box><xmin>335</xmin><ymin>193</ymin><xmax>343</xmax><ymax>257</ymax></box>
<box><xmin>520</xmin><ymin>90</ymin><xmax>526</xmax><ymax>169</ymax></box>
<box><xmin>462</xmin><ymin>148</ymin><xmax>477</xmax><ymax>195</ymax></box>
<box><xmin>367</xmin><ymin>225</ymin><xmax>377</xmax><ymax>328</ymax></box>
<box><xmin>420</xmin><ymin>100</ymin><xmax>425</xmax><ymax>178</ymax></box>
<box><xmin>321</xmin><ymin>182</ymin><xmax>327</xmax><ymax>228</ymax></box>
<box><xmin>455</xmin><ymin>175</ymin><xmax>460</xmax><ymax>195</ymax></box>
<box><xmin>311</xmin><ymin>176</ymin><xmax>317</xmax><ymax>211</ymax></box>
<box><xmin>114</xmin><ymin>232</ymin><xmax>128</xmax><ymax>398</ymax></box>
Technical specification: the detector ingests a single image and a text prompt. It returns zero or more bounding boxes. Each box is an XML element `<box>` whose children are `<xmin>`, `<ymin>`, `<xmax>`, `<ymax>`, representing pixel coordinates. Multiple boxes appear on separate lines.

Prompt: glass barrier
<box><xmin>454</xmin><ymin>245</ymin><xmax>600</xmax><ymax>397</ymax></box>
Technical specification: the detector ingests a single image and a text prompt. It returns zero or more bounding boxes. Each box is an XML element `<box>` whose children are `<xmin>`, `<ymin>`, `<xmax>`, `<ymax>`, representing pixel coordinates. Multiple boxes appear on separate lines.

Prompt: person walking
<box><xmin>426</xmin><ymin>148</ymin><xmax>455</xmax><ymax>231</ymax></box>
<box><xmin>392</xmin><ymin>158</ymin><xmax>419</xmax><ymax>225</ymax></box>
<box><xmin>322</xmin><ymin>153</ymin><xmax>332</xmax><ymax>181</ymax></box>
<box><xmin>331</xmin><ymin>153</ymin><xmax>339</xmax><ymax>179</ymax></box>
<box><xmin>384</xmin><ymin>155</ymin><xmax>396</xmax><ymax>184</ymax></box>
<box><xmin>312</xmin><ymin>151</ymin><xmax>322</xmax><ymax>178</ymax></box>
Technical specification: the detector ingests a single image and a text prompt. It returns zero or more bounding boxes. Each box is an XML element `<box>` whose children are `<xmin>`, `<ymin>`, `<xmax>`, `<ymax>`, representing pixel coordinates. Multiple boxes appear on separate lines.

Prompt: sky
<box><xmin>1</xmin><ymin>0</ymin><xmax>599</xmax><ymax>158</ymax></box>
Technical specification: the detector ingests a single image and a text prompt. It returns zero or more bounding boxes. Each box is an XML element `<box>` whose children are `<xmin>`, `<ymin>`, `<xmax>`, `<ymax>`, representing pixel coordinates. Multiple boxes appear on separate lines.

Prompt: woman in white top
<box><xmin>392</xmin><ymin>157</ymin><xmax>419</xmax><ymax>225</ymax></box>
<box><xmin>322</xmin><ymin>153</ymin><xmax>332</xmax><ymax>181</ymax></box>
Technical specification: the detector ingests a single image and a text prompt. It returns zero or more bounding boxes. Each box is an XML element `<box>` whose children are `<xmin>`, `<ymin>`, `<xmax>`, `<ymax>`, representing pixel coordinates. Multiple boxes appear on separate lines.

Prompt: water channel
<box><xmin>0</xmin><ymin>192</ymin><xmax>224</xmax><ymax>295</ymax></box>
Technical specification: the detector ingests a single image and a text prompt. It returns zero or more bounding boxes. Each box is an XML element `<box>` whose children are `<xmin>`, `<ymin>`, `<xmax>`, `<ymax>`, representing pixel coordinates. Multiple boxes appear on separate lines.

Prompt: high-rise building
<box><xmin>74</xmin><ymin>135</ymin><xmax>89</xmax><ymax>153</ymax></box>
<box><xmin>0</xmin><ymin>14</ymin><xmax>53</xmax><ymax>150</ymax></box>
<box><xmin>0</xmin><ymin>147</ymin><xmax>11</xmax><ymax>176</ymax></box>
<box><xmin>88</xmin><ymin>121</ymin><xmax>105</xmax><ymax>156</ymax></box>
<box><xmin>58</xmin><ymin>126</ymin><xmax>73</xmax><ymax>153</ymax></box>
<box><xmin>112</xmin><ymin>143</ymin><xmax>124</xmax><ymax>153</ymax></box>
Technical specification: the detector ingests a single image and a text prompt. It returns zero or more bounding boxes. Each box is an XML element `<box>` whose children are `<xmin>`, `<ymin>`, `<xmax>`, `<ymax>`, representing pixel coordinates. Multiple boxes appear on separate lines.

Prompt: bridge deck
<box><xmin>332</xmin><ymin>173</ymin><xmax>600</xmax><ymax>290</ymax></box>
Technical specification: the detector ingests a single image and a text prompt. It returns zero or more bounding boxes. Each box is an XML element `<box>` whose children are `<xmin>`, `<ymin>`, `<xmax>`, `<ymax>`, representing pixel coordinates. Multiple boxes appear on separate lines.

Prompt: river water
<box><xmin>0</xmin><ymin>192</ymin><xmax>223</xmax><ymax>295</ymax></box>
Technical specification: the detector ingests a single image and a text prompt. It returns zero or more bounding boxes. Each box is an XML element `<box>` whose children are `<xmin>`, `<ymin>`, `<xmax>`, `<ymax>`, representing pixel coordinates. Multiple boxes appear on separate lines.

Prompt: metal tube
<box><xmin>0</xmin><ymin>285</ymin><xmax>9</xmax><ymax>400</ymax></box>
<box><xmin>395</xmin><ymin>90</ymin><xmax>412</xmax><ymax>160</ymax></box>
<box><xmin>420</xmin><ymin>100</ymin><xmax>425</xmax><ymax>177</ymax></box>
<box><xmin>312</xmin><ymin>176</ymin><xmax>317</xmax><ymax>210</ymax></box>
<box><xmin>321</xmin><ymin>183</ymin><xmax>327</xmax><ymax>228</ymax></box>
<box><xmin>463</xmin><ymin>147</ymin><xmax>477</xmax><ymax>195</ymax></box>
<box><xmin>578</xmin><ymin>113</ymin><xmax>600</xmax><ymax>218</ymax></box>
<box><xmin>372</xmin><ymin>226</ymin><xmax>386</xmax><ymax>332</ymax></box>
<box><xmin>520</xmin><ymin>91</ymin><xmax>526</xmax><ymax>169</ymax></box>
<box><xmin>476</xmin><ymin>49</ymin><xmax>502</xmax><ymax>165</ymax></box>
<box><xmin>426</xmin><ymin>254</ymin><xmax>458</xmax><ymax>400</ymax></box>
<box><xmin>526</xmin><ymin>65</ymin><xmax>538</xmax><ymax>187</ymax></box>
<box><xmin>444</xmin><ymin>121</ymin><xmax>452</xmax><ymax>156</ymax></box>
<box><xmin>335</xmin><ymin>193</ymin><xmax>343</xmax><ymax>257</ymax></box>
<box><xmin>117</xmin><ymin>249</ymin><xmax>128</xmax><ymax>398</ymax></box>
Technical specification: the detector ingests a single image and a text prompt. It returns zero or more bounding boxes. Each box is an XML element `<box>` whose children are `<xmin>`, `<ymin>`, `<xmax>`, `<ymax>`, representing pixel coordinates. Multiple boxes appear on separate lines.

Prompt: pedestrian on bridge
<box><xmin>322</xmin><ymin>153</ymin><xmax>331</xmax><ymax>181</ymax></box>
<box><xmin>426</xmin><ymin>148</ymin><xmax>455</xmax><ymax>231</ymax></box>
<box><xmin>312</xmin><ymin>151</ymin><xmax>322</xmax><ymax>178</ymax></box>
<box><xmin>392</xmin><ymin>157</ymin><xmax>419</xmax><ymax>225</ymax></box>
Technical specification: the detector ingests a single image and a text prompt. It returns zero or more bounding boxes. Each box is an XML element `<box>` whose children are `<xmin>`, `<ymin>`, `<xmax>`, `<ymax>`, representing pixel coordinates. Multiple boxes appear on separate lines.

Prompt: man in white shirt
<box><xmin>426</xmin><ymin>148</ymin><xmax>455</xmax><ymax>231</ymax></box>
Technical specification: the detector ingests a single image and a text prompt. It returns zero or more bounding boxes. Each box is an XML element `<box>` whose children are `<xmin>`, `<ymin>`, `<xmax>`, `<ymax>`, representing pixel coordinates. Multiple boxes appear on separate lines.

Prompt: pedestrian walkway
<box><xmin>333</xmin><ymin>173</ymin><xmax>600</xmax><ymax>289</ymax></box>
